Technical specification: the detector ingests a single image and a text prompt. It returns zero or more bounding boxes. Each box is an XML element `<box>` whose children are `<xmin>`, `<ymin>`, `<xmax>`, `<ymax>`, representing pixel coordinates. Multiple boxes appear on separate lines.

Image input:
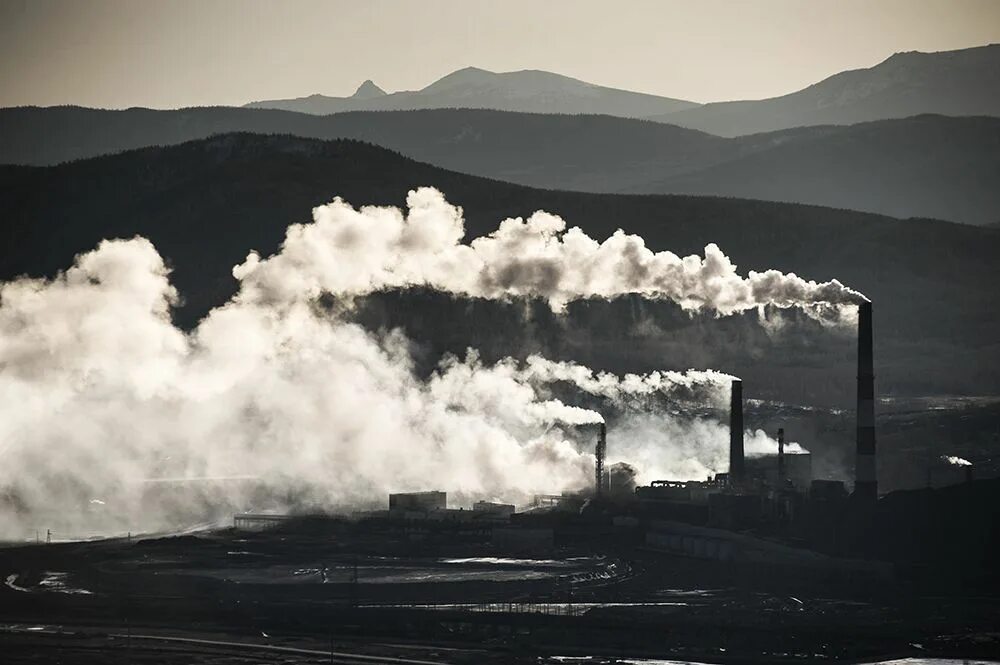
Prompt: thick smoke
<box><xmin>235</xmin><ymin>187</ymin><xmax>867</xmax><ymax>314</ymax></box>
<box><xmin>0</xmin><ymin>239</ymin><xmax>603</xmax><ymax>538</ymax></box>
<box><xmin>0</xmin><ymin>237</ymin><xmax>730</xmax><ymax>539</ymax></box>
<box><xmin>0</xmin><ymin>188</ymin><xmax>852</xmax><ymax>539</ymax></box>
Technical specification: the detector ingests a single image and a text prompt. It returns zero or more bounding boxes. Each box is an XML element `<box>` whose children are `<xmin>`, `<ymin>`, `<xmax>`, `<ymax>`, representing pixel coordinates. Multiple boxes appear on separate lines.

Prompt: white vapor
<box><xmin>0</xmin><ymin>238</ymin><xmax>599</xmax><ymax>538</ymax></box>
<box><xmin>235</xmin><ymin>187</ymin><xmax>867</xmax><ymax>314</ymax></box>
<box><xmin>518</xmin><ymin>355</ymin><xmax>736</xmax><ymax>407</ymax></box>
<box><xmin>0</xmin><ymin>188</ymin><xmax>852</xmax><ymax>539</ymax></box>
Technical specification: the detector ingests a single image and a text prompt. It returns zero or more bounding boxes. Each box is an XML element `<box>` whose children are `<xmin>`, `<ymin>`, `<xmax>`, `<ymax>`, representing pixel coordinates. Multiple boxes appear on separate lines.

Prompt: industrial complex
<box><xmin>272</xmin><ymin>301</ymin><xmax>906</xmax><ymax>564</ymax></box>
<box><xmin>2</xmin><ymin>300</ymin><xmax>998</xmax><ymax>663</ymax></box>
<box><xmin>219</xmin><ymin>299</ymin><xmax>990</xmax><ymax>583</ymax></box>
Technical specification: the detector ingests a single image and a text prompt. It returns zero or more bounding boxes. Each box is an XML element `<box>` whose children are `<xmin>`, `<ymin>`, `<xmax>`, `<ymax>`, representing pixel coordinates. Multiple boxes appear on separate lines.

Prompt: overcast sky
<box><xmin>2</xmin><ymin>0</ymin><xmax>999</xmax><ymax>109</ymax></box>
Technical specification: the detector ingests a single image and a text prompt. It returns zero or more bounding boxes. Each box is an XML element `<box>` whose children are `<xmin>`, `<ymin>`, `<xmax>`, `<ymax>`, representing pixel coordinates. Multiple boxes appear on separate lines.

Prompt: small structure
<box><xmin>634</xmin><ymin>478</ymin><xmax>724</xmax><ymax>524</ymax></box>
<box><xmin>473</xmin><ymin>501</ymin><xmax>516</xmax><ymax>519</ymax></box>
<box><xmin>233</xmin><ymin>513</ymin><xmax>294</xmax><ymax>531</ymax></box>
<box><xmin>389</xmin><ymin>491</ymin><xmax>446</xmax><ymax>512</ymax></box>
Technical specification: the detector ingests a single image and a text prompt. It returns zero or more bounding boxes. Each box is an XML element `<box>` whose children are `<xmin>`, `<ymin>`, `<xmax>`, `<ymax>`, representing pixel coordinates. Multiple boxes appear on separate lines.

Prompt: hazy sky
<box><xmin>2</xmin><ymin>0</ymin><xmax>999</xmax><ymax>108</ymax></box>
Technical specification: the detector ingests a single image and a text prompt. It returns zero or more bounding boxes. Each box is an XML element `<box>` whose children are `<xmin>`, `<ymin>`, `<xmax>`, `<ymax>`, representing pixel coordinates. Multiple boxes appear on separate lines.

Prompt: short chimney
<box><xmin>777</xmin><ymin>427</ymin><xmax>786</xmax><ymax>487</ymax></box>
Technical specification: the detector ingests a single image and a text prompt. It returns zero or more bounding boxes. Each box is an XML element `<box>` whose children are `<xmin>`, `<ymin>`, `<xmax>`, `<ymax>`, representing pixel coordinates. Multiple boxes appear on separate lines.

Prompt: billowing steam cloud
<box><xmin>235</xmin><ymin>187</ymin><xmax>867</xmax><ymax>314</ymax></box>
<box><xmin>942</xmin><ymin>455</ymin><xmax>972</xmax><ymax>467</ymax></box>
<box><xmin>0</xmin><ymin>188</ymin><xmax>850</xmax><ymax>539</ymax></box>
<box><xmin>0</xmin><ymin>238</ymin><xmax>608</xmax><ymax>538</ymax></box>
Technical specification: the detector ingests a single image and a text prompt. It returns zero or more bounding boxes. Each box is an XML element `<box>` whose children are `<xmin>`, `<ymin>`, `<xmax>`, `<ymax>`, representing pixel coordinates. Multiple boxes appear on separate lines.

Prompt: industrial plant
<box><xmin>219</xmin><ymin>299</ymin><xmax>987</xmax><ymax>583</ymax></box>
<box><xmin>3</xmin><ymin>290</ymin><xmax>997</xmax><ymax>664</ymax></box>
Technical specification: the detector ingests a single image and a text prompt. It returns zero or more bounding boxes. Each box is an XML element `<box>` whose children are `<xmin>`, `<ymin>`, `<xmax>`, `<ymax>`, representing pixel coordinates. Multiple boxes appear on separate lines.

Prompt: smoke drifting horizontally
<box><xmin>0</xmin><ymin>188</ymin><xmax>852</xmax><ymax>539</ymax></box>
<box><xmin>235</xmin><ymin>187</ymin><xmax>867</xmax><ymax>314</ymax></box>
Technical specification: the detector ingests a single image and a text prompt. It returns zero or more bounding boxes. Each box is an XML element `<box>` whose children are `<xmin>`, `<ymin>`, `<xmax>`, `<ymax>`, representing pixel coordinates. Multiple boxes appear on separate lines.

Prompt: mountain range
<box><xmin>244</xmin><ymin>67</ymin><xmax>698</xmax><ymax>118</ymax></box>
<box><xmin>651</xmin><ymin>43</ymin><xmax>1000</xmax><ymax>136</ymax></box>
<box><xmin>2</xmin><ymin>134</ymin><xmax>998</xmax><ymax>402</ymax></box>
<box><xmin>244</xmin><ymin>44</ymin><xmax>1000</xmax><ymax>136</ymax></box>
<box><xmin>3</xmin><ymin>106</ymin><xmax>997</xmax><ymax>225</ymax></box>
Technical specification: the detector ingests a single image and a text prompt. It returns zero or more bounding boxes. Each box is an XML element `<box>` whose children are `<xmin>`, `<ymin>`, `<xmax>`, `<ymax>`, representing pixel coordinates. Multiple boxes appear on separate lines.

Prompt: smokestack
<box><xmin>777</xmin><ymin>427</ymin><xmax>786</xmax><ymax>487</ymax></box>
<box><xmin>595</xmin><ymin>422</ymin><xmax>607</xmax><ymax>497</ymax></box>
<box><xmin>855</xmin><ymin>300</ymin><xmax>877</xmax><ymax>501</ymax></box>
<box><xmin>965</xmin><ymin>465</ymin><xmax>974</xmax><ymax>485</ymax></box>
<box><xmin>729</xmin><ymin>379</ymin><xmax>744</xmax><ymax>487</ymax></box>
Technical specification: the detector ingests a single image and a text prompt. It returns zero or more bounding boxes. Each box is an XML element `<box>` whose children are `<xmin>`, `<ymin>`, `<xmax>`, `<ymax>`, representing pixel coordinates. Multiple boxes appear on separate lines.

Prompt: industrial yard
<box><xmin>1</xmin><ymin>300</ymin><xmax>999</xmax><ymax>663</ymax></box>
<box><xmin>2</xmin><ymin>495</ymin><xmax>999</xmax><ymax>664</ymax></box>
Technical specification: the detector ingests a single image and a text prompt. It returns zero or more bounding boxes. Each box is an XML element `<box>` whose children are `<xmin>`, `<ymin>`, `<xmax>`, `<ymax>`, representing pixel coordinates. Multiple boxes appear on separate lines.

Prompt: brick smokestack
<box><xmin>729</xmin><ymin>379</ymin><xmax>745</xmax><ymax>486</ymax></box>
<box><xmin>855</xmin><ymin>300</ymin><xmax>877</xmax><ymax>501</ymax></box>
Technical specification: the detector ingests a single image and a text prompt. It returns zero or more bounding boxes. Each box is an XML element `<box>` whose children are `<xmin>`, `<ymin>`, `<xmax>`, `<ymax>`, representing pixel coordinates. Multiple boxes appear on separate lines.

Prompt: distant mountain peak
<box><xmin>351</xmin><ymin>80</ymin><xmax>386</xmax><ymax>99</ymax></box>
<box><xmin>422</xmin><ymin>67</ymin><xmax>497</xmax><ymax>92</ymax></box>
<box><xmin>453</xmin><ymin>66</ymin><xmax>493</xmax><ymax>76</ymax></box>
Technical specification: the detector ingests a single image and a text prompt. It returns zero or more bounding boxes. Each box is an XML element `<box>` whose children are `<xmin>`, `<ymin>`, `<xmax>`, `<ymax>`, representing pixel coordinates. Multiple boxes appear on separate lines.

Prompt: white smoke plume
<box><xmin>517</xmin><ymin>355</ymin><xmax>736</xmax><ymax>408</ymax></box>
<box><xmin>235</xmin><ymin>187</ymin><xmax>867</xmax><ymax>314</ymax></box>
<box><xmin>942</xmin><ymin>455</ymin><xmax>972</xmax><ymax>467</ymax></box>
<box><xmin>0</xmin><ymin>188</ymin><xmax>851</xmax><ymax>539</ymax></box>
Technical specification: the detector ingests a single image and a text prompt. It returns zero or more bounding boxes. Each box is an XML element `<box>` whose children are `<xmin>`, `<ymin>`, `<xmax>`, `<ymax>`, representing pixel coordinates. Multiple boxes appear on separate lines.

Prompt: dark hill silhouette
<box><xmin>2</xmin><ymin>134</ymin><xmax>998</xmax><ymax>402</ymax></box>
<box><xmin>244</xmin><ymin>66</ymin><xmax>698</xmax><ymax>118</ymax></box>
<box><xmin>650</xmin><ymin>44</ymin><xmax>1000</xmax><ymax>136</ymax></box>
<box><xmin>2</xmin><ymin>106</ymin><xmax>997</xmax><ymax>225</ymax></box>
<box><xmin>627</xmin><ymin>115</ymin><xmax>1000</xmax><ymax>225</ymax></box>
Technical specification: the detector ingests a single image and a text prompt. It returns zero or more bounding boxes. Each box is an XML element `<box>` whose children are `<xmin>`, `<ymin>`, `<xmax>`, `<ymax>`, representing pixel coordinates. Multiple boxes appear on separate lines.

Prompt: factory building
<box><xmin>389</xmin><ymin>491</ymin><xmax>447</xmax><ymax>514</ymax></box>
<box><xmin>473</xmin><ymin>501</ymin><xmax>516</xmax><ymax>519</ymax></box>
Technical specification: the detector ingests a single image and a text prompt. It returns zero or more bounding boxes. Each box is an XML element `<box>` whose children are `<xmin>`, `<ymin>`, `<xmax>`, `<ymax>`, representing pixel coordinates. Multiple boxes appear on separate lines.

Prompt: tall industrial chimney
<box><xmin>855</xmin><ymin>300</ymin><xmax>877</xmax><ymax>501</ymax></box>
<box><xmin>777</xmin><ymin>427</ymin><xmax>786</xmax><ymax>487</ymax></box>
<box><xmin>595</xmin><ymin>422</ymin><xmax>607</xmax><ymax>497</ymax></box>
<box><xmin>729</xmin><ymin>379</ymin><xmax>745</xmax><ymax>487</ymax></box>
